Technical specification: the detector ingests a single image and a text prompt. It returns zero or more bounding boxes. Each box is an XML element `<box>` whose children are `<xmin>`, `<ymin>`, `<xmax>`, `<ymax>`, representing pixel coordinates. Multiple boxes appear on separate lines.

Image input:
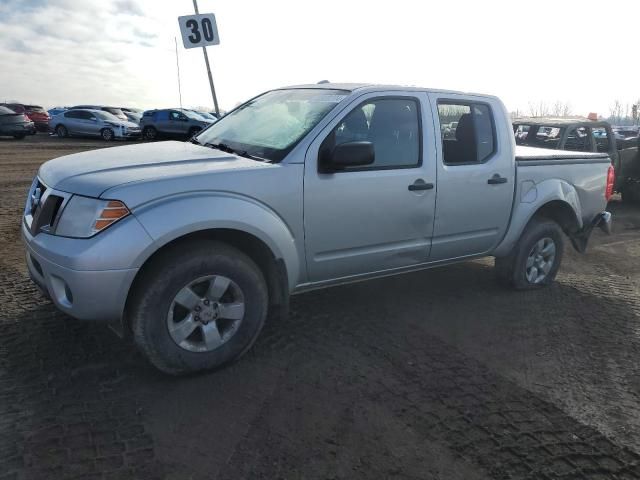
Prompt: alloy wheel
<box><xmin>166</xmin><ymin>275</ymin><xmax>246</xmax><ymax>353</ymax></box>
<box><xmin>525</xmin><ymin>237</ymin><xmax>556</xmax><ymax>284</ymax></box>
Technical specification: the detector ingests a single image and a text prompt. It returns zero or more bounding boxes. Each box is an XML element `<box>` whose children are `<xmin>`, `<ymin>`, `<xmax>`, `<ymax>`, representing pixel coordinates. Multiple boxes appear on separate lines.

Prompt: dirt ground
<box><xmin>1</xmin><ymin>134</ymin><xmax>640</xmax><ymax>480</ymax></box>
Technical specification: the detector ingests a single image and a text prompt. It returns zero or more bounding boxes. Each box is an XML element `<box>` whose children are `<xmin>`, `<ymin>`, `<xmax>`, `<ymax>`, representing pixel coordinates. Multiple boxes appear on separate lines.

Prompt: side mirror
<box><xmin>324</xmin><ymin>141</ymin><xmax>375</xmax><ymax>172</ymax></box>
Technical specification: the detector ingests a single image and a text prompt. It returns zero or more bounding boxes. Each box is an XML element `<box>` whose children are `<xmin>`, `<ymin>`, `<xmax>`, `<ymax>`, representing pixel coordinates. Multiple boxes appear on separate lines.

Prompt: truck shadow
<box><xmin>2</xmin><ymin>259</ymin><xmax>640</xmax><ymax>478</ymax></box>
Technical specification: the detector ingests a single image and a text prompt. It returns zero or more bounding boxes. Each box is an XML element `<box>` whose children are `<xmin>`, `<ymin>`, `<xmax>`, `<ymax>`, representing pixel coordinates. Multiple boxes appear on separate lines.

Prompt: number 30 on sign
<box><xmin>178</xmin><ymin>13</ymin><xmax>220</xmax><ymax>48</ymax></box>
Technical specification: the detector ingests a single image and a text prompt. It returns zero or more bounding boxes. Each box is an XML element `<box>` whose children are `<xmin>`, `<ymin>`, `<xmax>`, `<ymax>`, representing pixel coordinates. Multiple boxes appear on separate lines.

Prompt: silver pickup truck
<box><xmin>22</xmin><ymin>84</ymin><xmax>612</xmax><ymax>374</ymax></box>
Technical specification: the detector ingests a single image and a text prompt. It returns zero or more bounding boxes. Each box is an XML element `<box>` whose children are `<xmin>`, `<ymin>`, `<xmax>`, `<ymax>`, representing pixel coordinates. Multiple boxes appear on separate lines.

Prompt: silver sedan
<box><xmin>50</xmin><ymin>109</ymin><xmax>141</xmax><ymax>141</ymax></box>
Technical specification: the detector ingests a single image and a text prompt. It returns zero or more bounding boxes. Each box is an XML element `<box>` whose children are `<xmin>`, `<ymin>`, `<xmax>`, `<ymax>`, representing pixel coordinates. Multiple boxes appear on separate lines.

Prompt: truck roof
<box><xmin>280</xmin><ymin>82</ymin><xmax>499</xmax><ymax>99</ymax></box>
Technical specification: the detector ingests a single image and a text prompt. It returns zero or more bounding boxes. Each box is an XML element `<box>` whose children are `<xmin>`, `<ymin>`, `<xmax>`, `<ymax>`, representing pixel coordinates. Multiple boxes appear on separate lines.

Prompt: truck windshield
<box><xmin>195</xmin><ymin>88</ymin><xmax>348</xmax><ymax>162</ymax></box>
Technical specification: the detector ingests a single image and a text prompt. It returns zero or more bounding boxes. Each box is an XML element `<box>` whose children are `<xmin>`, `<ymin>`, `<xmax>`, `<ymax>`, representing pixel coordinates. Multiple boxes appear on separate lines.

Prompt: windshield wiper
<box><xmin>189</xmin><ymin>137</ymin><xmax>202</xmax><ymax>145</ymax></box>
<box><xmin>205</xmin><ymin>142</ymin><xmax>234</xmax><ymax>153</ymax></box>
<box><xmin>205</xmin><ymin>143</ymin><xmax>269</xmax><ymax>162</ymax></box>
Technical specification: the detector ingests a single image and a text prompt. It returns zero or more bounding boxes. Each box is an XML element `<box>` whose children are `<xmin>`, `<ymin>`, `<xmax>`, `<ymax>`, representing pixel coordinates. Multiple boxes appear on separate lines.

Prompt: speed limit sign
<box><xmin>178</xmin><ymin>13</ymin><xmax>220</xmax><ymax>48</ymax></box>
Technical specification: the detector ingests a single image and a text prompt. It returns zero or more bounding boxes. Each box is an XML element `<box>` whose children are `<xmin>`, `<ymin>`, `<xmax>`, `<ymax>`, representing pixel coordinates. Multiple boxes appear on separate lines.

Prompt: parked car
<box><xmin>124</xmin><ymin>111</ymin><xmax>142</xmax><ymax>125</ymax></box>
<box><xmin>1</xmin><ymin>103</ymin><xmax>50</xmax><ymax>131</ymax></box>
<box><xmin>50</xmin><ymin>109</ymin><xmax>141</xmax><ymax>141</ymax></box>
<box><xmin>0</xmin><ymin>105</ymin><xmax>35</xmax><ymax>139</ymax></box>
<box><xmin>48</xmin><ymin>107</ymin><xmax>68</xmax><ymax>118</ymax></box>
<box><xmin>192</xmin><ymin>110</ymin><xmax>218</xmax><ymax>122</ymax></box>
<box><xmin>139</xmin><ymin>108</ymin><xmax>214</xmax><ymax>140</ymax></box>
<box><xmin>612</xmin><ymin>126</ymin><xmax>639</xmax><ymax>141</ymax></box>
<box><xmin>23</xmin><ymin>84</ymin><xmax>612</xmax><ymax>375</ymax></box>
<box><xmin>513</xmin><ymin>117</ymin><xmax>640</xmax><ymax>203</ymax></box>
<box><xmin>70</xmin><ymin>105</ymin><xmax>128</xmax><ymax>121</ymax></box>
<box><xmin>121</xmin><ymin>107</ymin><xmax>143</xmax><ymax>114</ymax></box>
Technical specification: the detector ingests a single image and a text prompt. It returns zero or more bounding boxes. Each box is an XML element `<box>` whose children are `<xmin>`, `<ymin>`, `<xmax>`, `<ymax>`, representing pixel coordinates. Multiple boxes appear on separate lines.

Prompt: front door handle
<box><xmin>487</xmin><ymin>174</ymin><xmax>508</xmax><ymax>185</ymax></box>
<box><xmin>408</xmin><ymin>180</ymin><xmax>434</xmax><ymax>191</ymax></box>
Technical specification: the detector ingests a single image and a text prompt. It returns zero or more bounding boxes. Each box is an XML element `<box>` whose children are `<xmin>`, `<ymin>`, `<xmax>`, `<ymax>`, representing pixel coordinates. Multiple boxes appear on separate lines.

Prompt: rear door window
<box><xmin>437</xmin><ymin>102</ymin><xmax>496</xmax><ymax>164</ymax></box>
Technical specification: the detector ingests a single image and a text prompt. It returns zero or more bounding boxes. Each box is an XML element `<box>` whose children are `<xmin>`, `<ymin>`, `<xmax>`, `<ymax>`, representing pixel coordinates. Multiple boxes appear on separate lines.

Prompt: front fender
<box><xmin>132</xmin><ymin>192</ymin><xmax>302</xmax><ymax>291</ymax></box>
<box><xmin>493</xmin><ymin>178</ymin><xmax>582</xmax><ymax>257</ymax></box>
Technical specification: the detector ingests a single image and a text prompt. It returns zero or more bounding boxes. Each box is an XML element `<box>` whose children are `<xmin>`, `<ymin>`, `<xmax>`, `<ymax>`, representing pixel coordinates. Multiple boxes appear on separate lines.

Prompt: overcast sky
<box><xmin>0</xmin><ymin>0</ymin><xmax>638</xmax><ymax>116</ymax></box>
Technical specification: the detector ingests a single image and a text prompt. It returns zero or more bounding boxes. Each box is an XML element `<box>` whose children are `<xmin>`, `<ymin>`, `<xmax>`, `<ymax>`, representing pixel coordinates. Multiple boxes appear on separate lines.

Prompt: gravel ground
<box><xmin>1</xmin><ymin>134</ymin><xmax>640</xmax><ymax>480</ymax></box>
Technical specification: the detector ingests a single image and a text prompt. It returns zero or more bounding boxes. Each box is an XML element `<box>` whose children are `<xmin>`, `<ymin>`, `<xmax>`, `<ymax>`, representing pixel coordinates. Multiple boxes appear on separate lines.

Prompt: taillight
<box><xmin>605</xmin><ymin>165</ymin><xmax>615</xmax><ymax>201</ymax></box>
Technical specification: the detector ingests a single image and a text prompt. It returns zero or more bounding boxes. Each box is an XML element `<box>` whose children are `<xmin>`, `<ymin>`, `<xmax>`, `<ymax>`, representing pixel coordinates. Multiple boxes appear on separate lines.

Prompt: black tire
<box><xmin>130</xmin><ymin>240</ymin><xmax>268</xmax><ymax>375</ymax></box>
<box><xmin>55</xmin><ymin>124</ymin><xmax>68</xmax><ymax>138</ymax></box>
<box><xmin>101</xmin><ymin>128</ymin><xmax>114</xmax><ymax>141</ymax></box>
<box><xmin>495</xmin><ymin>217</ymin><xmax>564</xmax><ymax>290</ymax></box>
<box><xmin>13</xmin><ymin>133</ymin><xmax>26</xmax><ymax>140</ymax></box>
<box><xmin>187</xmin><ymin>126</ymin><xmax>201</xmax><ymax>138</ymax></box>
<box><xmin>142</xmin><ymin>126</ymin><xmax>157</xmax><ymax>141</ymax></box>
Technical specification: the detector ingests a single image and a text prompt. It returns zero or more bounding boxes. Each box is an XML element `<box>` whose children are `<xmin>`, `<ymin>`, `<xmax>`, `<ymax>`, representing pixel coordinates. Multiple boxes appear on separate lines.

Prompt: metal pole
<box><xmin>192</xmin><ymin>0</ymin><xmax>220</xmax><ymax>116</ymax></box>
<box><xmin>174</xmin><ymin>37</ymin><xmax>183</xmax><ymax>109</ymax></box>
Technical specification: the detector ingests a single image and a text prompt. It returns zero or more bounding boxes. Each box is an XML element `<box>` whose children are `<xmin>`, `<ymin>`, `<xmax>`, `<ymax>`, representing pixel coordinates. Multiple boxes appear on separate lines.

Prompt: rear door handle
<box><xmin>408</xmin><ymin>180</ymin><xmax>434</xmax><ymax>191</ymax></box>
<box><xmin>487</xmin><ymin>174</ymin><xmax>508</xmax><ymax>185</ymax></box>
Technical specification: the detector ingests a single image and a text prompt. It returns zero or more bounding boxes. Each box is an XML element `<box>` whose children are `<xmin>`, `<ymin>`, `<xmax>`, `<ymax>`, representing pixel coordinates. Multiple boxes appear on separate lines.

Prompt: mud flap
<box><xmin>570</xmin><ymin>211</ymin><xmax>612</xmax><ymax>253</ymax></box>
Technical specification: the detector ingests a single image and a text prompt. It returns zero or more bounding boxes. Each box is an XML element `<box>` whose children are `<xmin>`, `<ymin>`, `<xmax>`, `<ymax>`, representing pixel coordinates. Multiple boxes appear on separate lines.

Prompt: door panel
<box><xmin>65</xmin><ymin>113</ymin><xmax>81</xmax><ymax>135</ymax></box>
<box><xmin>303</xmin><ymin>92</ymin><xmax>437</xmax><ymax>282</ymax></box>
<box><xmin>428</xmin><ymin>93</ymin><xmax>514</xmax><ymax>261</ymax></box>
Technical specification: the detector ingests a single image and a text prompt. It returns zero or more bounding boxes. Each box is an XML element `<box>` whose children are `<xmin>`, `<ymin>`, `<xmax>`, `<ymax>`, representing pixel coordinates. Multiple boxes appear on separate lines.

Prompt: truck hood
<box><xmin>39</xmin><ymin>141</ymin><xmax>269</xmax><ymax>197</ymax></box>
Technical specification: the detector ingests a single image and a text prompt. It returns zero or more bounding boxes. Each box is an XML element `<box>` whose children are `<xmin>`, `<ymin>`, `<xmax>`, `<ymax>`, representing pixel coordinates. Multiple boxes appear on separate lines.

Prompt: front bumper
<box><xmin>115</xmin><ymin>129</ymin><xmax>141</xmax><ymax>139</ymax></box>
<box><xmin>21</xmin><ymin>215</ymin><xmax>153</xmax><ymax>322</ymax></box>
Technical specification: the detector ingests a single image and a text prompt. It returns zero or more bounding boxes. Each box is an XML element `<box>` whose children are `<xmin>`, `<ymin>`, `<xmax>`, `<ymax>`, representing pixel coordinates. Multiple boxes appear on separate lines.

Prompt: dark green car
<box><xmin>513</xmin><ymin>117</ymin><xmax>640</xmax><ymax>203</ymax></box>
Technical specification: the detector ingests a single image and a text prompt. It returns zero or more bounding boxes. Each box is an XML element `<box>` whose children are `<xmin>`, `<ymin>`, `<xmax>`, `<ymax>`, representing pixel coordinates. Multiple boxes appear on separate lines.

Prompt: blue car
<box><xmin>140</xmin><ymin>108</ymin><xmax>214</xmax><ymax>140</ymax></box>
<box><xmin>47</xmin><ymin>107</ymin><xmax>68</xmax><ymax>118</ymax></box>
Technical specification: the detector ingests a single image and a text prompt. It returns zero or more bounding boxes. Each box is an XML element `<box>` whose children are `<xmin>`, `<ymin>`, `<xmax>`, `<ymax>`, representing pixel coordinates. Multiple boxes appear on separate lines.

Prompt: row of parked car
<box><xmin>0</xmin><ymin>102</ymin><xmax>220</xmax><ymax>141</ymax></box>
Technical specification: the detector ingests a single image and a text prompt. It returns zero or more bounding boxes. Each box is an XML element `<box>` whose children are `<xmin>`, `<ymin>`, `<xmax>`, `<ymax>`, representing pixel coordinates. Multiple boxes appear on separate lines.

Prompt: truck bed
<box><xmin>515</xmin><ymin>145</ymin><xmax>610</xmax><ymax>163</ymax></box>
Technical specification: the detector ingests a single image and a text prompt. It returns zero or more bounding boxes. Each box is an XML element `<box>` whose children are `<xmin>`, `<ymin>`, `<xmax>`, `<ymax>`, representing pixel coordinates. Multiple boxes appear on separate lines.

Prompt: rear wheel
<box><xmin>13</xmin><ymin>133</ymin><xmax>26</xmax><ymax>140</ymax></box>
<box><xmin>130</xmin><ymin>241</ymin><xmax>268</xmax><ymax>375</ymax></box>
<box><xmin>495</xmin><ymin>217</ymin><xmax>564</xmax><ymax>290</ymax></box>
<box><xmin>142</xmin><ymin>126</ymin><xmax>157</xmax><ymax>141</ymax></box>
<box><xmin>55</xmin><ymin>124</ymin><xmax>68</xmax><ymax>138</ymax></box>
<box><xmin>101</xmin><ymin>128</ymin><xmax>114</xmax><ymax>141</ymax></box>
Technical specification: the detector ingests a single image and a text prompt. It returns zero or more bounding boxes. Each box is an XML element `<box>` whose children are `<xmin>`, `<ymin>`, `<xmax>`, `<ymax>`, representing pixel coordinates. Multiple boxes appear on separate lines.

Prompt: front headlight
<box><xmin>55</xmin><ymin>196</ymin><xmax>129</xmax><ymax>238</ymax></box>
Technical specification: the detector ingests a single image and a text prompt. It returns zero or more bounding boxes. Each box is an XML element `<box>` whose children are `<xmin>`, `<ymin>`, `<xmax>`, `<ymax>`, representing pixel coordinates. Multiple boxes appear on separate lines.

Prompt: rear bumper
<box><xmin>0</xmin><ymin>123</ymin><xmax>35</xmax><ymax>136</ymax></box>
<box><xmin>594</xmin><ymin>211</ymin><xmax>612</xmax><ymax>235</ymax></box>
<box><xmin>570</xmin><ymin>211</ymin><xmax>612</xmax><ymax>253</ymax></box>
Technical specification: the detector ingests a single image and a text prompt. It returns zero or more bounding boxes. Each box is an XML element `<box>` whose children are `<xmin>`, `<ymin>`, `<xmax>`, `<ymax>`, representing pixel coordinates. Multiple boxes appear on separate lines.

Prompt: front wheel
<box><xmin>187</xmin><ymin>127</ymin><xmax>201</xmax><ymax>139</ymax></box>
<box><xmin>101</xmin><ymin>128</ymin><xmax>114</xmax><ymax>141</ymax></box>
<box><xmin>13</xmin><ymin>133</ymin><xmax>26</xmax><ymax>140</ymax></box>
<box><xmin>495</xmin><ymin>217</ymin><xmax>564</xmax><ymax>290</ymax></box>
<box><xmin>55</xmin><ymin>124</ymin><xmax>68</xmax><ymax>138</ymax></box>
<box><xmin>130</xmin><ymin>241</ymin><xmax>268</xmax><ymax>375</ymax></box>
<box><xmin>142</xmin><ymin>126</ymin><xmax>157</xmax><ymax>141</ymax></box>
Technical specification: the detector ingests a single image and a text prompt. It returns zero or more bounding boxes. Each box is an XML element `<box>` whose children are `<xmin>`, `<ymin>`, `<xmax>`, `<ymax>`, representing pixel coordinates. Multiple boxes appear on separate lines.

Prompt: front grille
<box><xmin>24</xmin><ymin>178</ymin><xmax>68</xmax><ymax>236</ymax></box>
<box><xmin>30</xmin><ymin>193</ymin><xmax>64</xmax><ymax>235</ymax></box>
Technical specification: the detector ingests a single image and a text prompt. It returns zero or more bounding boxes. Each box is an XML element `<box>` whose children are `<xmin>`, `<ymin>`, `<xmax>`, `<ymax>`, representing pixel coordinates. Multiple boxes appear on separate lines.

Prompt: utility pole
<box><xmin>174</xmin><ymin>37</ymin><xmax>183</xmax><ymax>109</ymax></box>
<box><xmin>192</xmin><ymin>0</ymin><xmax>220</xmax><ymax>116</ymax></box>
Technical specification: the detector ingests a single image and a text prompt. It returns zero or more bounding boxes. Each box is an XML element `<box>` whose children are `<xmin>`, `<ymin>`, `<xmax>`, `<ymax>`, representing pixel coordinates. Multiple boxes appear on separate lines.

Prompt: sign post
<box><xmin>178</xmin><ymin>0</ymin><xmax>220</xmax><ymax>116</ymax></box>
